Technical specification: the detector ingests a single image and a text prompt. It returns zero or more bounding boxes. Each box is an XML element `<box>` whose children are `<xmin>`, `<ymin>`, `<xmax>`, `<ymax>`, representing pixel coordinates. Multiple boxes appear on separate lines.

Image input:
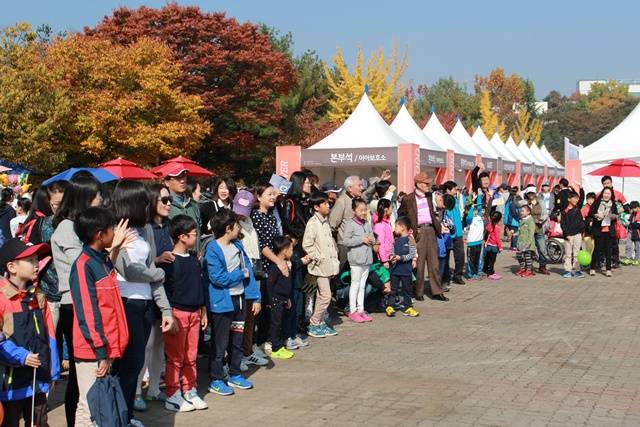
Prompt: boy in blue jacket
<box><xmin>204</xmin><ymin>210</ymin><xmax>261</xmax><ymax>397</ymax></box>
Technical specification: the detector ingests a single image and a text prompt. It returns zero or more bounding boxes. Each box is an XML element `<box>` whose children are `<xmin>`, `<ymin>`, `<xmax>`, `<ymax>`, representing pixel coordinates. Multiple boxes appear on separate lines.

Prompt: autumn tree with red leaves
<box><xmin>86</xmin><ymin>3</ymin><xmax>297</xmax><ymax>177</ymax></box>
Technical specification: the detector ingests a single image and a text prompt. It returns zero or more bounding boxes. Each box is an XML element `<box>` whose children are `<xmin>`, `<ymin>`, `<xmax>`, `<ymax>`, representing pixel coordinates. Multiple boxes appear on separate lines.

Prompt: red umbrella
<box><xmin>99</xmin><ymin>158</ymin><xmax>157</xmax><ymax>180</ymax></box>
<box><xmin>151</xmin><ymin>156</ymin><xmax>214</xmax><ymax>178</ymax></box>
<box><xmin>588</xmin><ymin>158</ymin><xmax>640</xmax><ymax>193</ymax></box>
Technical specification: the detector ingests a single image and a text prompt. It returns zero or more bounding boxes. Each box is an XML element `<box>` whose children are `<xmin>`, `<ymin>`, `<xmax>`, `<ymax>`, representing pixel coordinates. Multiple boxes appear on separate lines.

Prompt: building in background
<box><xmin>578</xmin><ymin>79</ymin><xmax>640</xmax><ymax>96</ymax></box>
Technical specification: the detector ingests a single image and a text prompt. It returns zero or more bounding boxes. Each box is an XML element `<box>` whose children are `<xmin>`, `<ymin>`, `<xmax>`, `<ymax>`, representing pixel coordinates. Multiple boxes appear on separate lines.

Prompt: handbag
<box><xmin>251</xmin><ymin>258</ymin><xmax>266</xmax><ymax>279</ymax></box>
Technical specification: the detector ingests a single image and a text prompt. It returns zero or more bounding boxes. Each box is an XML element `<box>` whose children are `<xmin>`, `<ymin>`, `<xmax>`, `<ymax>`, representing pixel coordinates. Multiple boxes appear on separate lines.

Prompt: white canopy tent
<box><xmin>309</xmin><ymin>93</ymin><xmax>405</xmax><ymax>149</ymax></box>
<box><xmin>529</xmin><ymin>142</ymin><xmax>551</xmax><ymax>166</ymax></box>
<box><xmin>517</xmin><ymin>140</ymin><xmax>537</xmax><ymax>164</ymax></box>
<box><xmin>505</xmin><ymin>136</ymin><xmax>528</xmax><ymax>163</ymax></box>
<box><xmin>450</xmin><ymin>120</ymin><xmax>495</xmax><ymax>158</ymax></box>
<box><xmin>423</xmin><ymin>114</ymin><xmax>474</xmax><ymax>155</ymax></box>
<box><xmin>580</xmin><ymin>102</ymin><xmax>640</xmax><ymax>199</ymax></box>
<box><xmin>472</xmin><ymin>127</ymin><xmax>501</xmax><ymax>159</ymax></box>
<box><xmin>489</xmin><ymin>133</ymin><xmax>516</xmax><ymax>161</ymax></box>
<box><xmin>390</xmin><ymin>105</ymin><xmax>444</xmax><ymax>151</ymax></box>
<box><xmin>541</xmin><ymin>144</ymin><xmax>563</xmax><ymax>168</ymax></box>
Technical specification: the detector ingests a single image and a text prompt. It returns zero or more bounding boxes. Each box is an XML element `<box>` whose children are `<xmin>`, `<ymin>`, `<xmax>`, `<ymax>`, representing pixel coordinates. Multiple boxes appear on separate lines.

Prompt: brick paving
<box><xmin>47</xmin><ymin>252</ymin><xmax>640</xmax><ymax>426</ymax></box>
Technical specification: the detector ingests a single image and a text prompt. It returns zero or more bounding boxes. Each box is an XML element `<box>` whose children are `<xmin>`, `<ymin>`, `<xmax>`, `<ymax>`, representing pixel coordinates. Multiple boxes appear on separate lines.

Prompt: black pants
<box><xmin>210</xmin><ymin>295</ymin><xmax>246</xmax><ymax>380</ymax></box>
<box><xmin>112</xmin><ymin>298</ymin><xmax>154</xmax><ymax>422</ymax></box>
<box><xmin>443</xmin><ymin>237</ymin><xmax>465</xmax><ymax>282</ymax></box>
<box><xmin>283</xmin><ymin>287</ymin><xmax>303</xmax><ymax>340</ymax></box>
<box><xmin>467</xmin><ymin>245</ymin><xmax>482</xmax><ymax>276</ymax></box>
<box><xmin>2</xmin><ymin>393</ymin><xmax>48</xmax><ymax>427</ymax></box>
<box><xmin>269</xmin><ymin>296</ymin><xmax>288</xmax><ymax>352</ymax></box>
<box><xmin>592</xmin><ymin>234</ymin><xmax>615</xmax><ymax>271</ymax></box>
<box><xmin>58</xmin><ymin>304</ymin><xmax>78</xmax><ymax>427</ymax></box>
<box><xmin>387</xmin><ymin>275</ymin><xmax>412</xmax><ymax>309</ymax></box>
<box><xmin>483</xmin><ymin>247</ymin><xmax>498</xmax><ymax>275</ymax></box>
<box><xmin>256</xmin><ymin>279</ymin><xmax>270</xmax><ymax>346</ymax></box>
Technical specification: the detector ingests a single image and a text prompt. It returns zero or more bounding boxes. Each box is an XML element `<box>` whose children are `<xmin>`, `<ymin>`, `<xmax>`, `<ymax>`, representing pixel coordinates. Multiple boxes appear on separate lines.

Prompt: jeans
<box><xmin>112</xmin><ymin>298</ymin><xmax>155</xmax><ymax>422</ymax></box>
<box><xmin>283</xmin><ymin>287</ymin><xmax>303</xmax><ymax>340</ymax></box>
<box><xmin>387</xmin><ymin>275</ymin><xmax>413</xmax><ymax>309</ymax></box>
<box><xmin>467</xmin><ymin>245</ymin><xmax>482</xmax><ymax>276</ymax></box>
<box><xmin>269</xmin><ymin>296</ymin><xmax>288</xmax><ymax>352</ymax></box>
<box><xmin>534</xmin><ymin>232</ymin><xmax>548</xmax><ymax>268</ymax></box>
<box><xmin>209</xmin><ymin>295</ymin><xmax>246</xmax><ymax>380</ymax></box>
<box><xmin>256</xmin><ymin>279</ymin><xmax>271</xmax><ymax>346</ymax></box>
<box><xmin>483</xmin><ymin>246</ymin><xmax>498</xmax><ymax>275</ymax></box>
<box><xmin>443</xmin><ymin>237</ymin><xmax>465</xmax><ymax>283</ymax></box>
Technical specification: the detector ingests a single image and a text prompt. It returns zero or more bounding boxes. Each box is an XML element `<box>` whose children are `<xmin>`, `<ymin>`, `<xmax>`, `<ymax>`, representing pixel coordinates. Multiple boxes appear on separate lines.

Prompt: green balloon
<box><xmin>577</xmin><ymin>250</ymin><xmax>592</xmax><ymax>267</ymax></box>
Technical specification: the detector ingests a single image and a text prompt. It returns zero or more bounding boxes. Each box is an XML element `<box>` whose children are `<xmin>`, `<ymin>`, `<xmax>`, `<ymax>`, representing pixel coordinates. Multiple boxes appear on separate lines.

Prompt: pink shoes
<box><xmin>488</xmin><ymin>273</ymin><xmax>502</xmax><ymax>280</ymax></box>
<box><xmin>359</xmin><ymin>312</ymin><xmax>373</xmax><ymax>322</ymax></box>
<box><xmin>347</xmin><ymin>312</ymin><xmax>366</xmax><ymax>323</ymax></box>
<box><xmin>347</xmin><ymin>312</ymin><xmax>373</xmax><ymax>323</ymax></box>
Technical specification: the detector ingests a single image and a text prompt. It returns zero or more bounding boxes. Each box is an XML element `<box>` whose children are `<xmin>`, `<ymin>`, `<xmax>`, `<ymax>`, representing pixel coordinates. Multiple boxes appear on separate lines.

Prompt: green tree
<box><xmin>412</xmin><ymin>77</ymin><xmax>479</xmax><ymax>127</ymax></box>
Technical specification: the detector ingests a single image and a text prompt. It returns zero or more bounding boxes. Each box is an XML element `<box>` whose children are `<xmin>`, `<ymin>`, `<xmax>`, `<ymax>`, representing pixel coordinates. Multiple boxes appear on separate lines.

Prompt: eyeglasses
<box><xmin>160</xmin><ymin>196</ymin><xmax>173</xmax><ymax>205</ymax></box>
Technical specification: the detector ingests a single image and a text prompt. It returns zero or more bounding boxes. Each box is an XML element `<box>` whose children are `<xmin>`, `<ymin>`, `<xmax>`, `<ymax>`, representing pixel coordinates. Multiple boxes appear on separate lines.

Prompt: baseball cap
<box><xmin>232</xmin><ymin>190</ymin><xmax>255</xmax><ymax>218</ymax></box>
<box><xmin>163</xmin><ymin>164</ymin><xmax>189</xmax><ymax>178</ymax></box>
<box><xmin>321</xmin><ymin>182</ymin><xmax>342</xmax><ymax>193</ymax></box>
<box><xmin>542</xmin><ymin>182</ymin><xmax>550</xmax><ymax>187</ymax></box>
<box><xmin>0</xmin><ymin>239</ymin><xmax>49</xmax><ymax>275</ymax></box>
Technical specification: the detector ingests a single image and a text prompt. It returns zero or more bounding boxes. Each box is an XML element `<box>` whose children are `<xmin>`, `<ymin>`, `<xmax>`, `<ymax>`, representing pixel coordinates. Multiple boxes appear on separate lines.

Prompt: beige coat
<box><xmin>329</xmin><ymin>193</ymin><xmax>352</xmax><ymax>245</ymax></box>
<box><xmin>303</xmin><ymin>213</ymin><xmax>339</xmax><ymax>277</ymax></box>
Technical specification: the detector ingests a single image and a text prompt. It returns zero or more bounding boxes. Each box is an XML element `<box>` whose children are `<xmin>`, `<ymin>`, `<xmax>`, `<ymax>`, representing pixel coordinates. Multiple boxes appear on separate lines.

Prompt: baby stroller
<box><xmin>545</xmin><ymin>219</ymin><xmax>564</xmax><ymax>263</ymax></box>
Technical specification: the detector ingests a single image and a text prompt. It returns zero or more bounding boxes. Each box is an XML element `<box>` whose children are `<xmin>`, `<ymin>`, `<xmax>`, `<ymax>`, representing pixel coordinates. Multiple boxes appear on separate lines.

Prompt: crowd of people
<box><xmin>0</xmin><ymin>163</ymin><xmax>634</xmax><ymax>427</ymax></box>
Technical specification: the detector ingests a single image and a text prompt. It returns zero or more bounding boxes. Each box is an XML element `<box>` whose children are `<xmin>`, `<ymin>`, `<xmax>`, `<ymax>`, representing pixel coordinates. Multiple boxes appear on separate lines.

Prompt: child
<box><xmin>9</xmin><ymin>198</ymin><xmax>30</xmax><ymax>238</ymax></box>
<box><xmin>484</xmin><ymin>211</ymin><xmax>503</xmax><ymax>280</ymax></box>
<box><xmin>560</xmin><ymin>191</ymin><xmax>585</xmax><ymax>278</ymax></box>
<box><xmin>437</xmin><ymin>216</ymin><xmax>454</xmax><ymax>289</ymax></box>
<box><xmin>581</xmin><ymin>192</ymin><xmax>596</xmax><ymax>256</ymax></box>
<box><xmin>163</xmin><ymin>215</ymin><xmax>208</xmax><ymax>412</ymax></box>
<box><xmin>205</xmin><ymin>209</ymin><xmax>261</xmax><ymax>396</ymax></box>
<box><xmin>516</xmin><ymin>205</ymin><xmax>536</xmax><ymax>277</ymax></box>
<box><xmin>466</xmin><ymin>199</ymin><xmax>484</xmax><ymax>280</ymax></box>
<box><xmin>624</xmin><ymin>201</ymin><xmax>640</xmax><ymax>262</ymax></box>
<box><xmin>0</xmin><ymin>238</ymin><xmax>58</xmax><ymax>427</ymax></box>
<box><xmin>266</xmin><ymin>235</ymin><xmax>295</xmax><ymax>359</ymax></box>
<box><xmin>386</xmin><ymin>216</ymin><xmax>419</xmax><ymax>317</ymax></box>
<box><xmin>343</xmin><ymin>198</ymin><xmax>376</xmax><ymax>323</ymax></box>
<box><xmin>69</xmin><ymin>207</ymin><xmax>130</xmax><ymax>427</ymax></box>
<box><xmin>373</xmin><ymin>199</ymin><xmax>394</xmax><ymax>265</ymax></box>
<box><xmin>302</xmin><ymin>192</ymin><xmax>339</xmax><ymax>338</ymax></box>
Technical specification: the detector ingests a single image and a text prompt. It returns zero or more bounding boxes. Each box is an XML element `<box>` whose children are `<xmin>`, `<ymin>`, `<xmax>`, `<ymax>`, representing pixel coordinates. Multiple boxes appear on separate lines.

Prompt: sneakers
<box><xmin>292</xmin><ymin>335</ymin><xmax>309</xmax><ymax>348</ymax></box>
<box><xmin>134</xmin><ymin>396</ymin><xmax>147</xmax><ymax>412</ymax></box>
<box><xmin>403</xmin><ymin>307</ymin><xmax>420</xmax><ymax>317</ymax></box>
<box><xmin>147</xmin><ymin>392</ymin><xmax>167</xmax><ymax>402</ymax></box>
<box><xmin>322</xmin><ymin>324</ymin><xmax>338</xmax><ymax>336</ymax></box>
<box><xmin>165</xmin><ymin>390</ymin><xmax>196</xmax><ymax>412</ymax></box>
<box><xmin>228</xmin><ymin>375</ymin><xmax>253</xmax><ymax>390</ymax></box>
<box><xmin>521</xmin><ymin>270</ymin><xmax>534</xmax><ymax>277</ymax></box>
<box><xmin>589</xmin><ymin>269</ymin><xmax>596</xmax><ymax>276</ymax></box>
<box><xmin>244</xmin><ymin>352</ymin><xmax>268</xmax><ymax>367</ymax></box>
<box><xmin>129</xmin><ymin>419</ymin><xmax>145</xmax><ymax>427</ymax></box>
<box><xmin>488</xmin><ymin>273</ymin><xmax>502</xmax><ymax>280</ymax></box>
<box><xmin>271</xmin><ymin>347</ymin><xmax>295</xmax><ymax>360</ymax></box>
<box><xmin>562</xmin><ymin>271</ymin><xmax>573</xmax><ymax>278</ymax></box>
<box><xmin>385</xmin><ymin>306</ymin><xmax>396</xmax><ymax>317</ymax></box>
<box><xmin>240</xmin><ymin>358</ymin><xmax>249</xmax><ymax>372</ymax></box>
<box><xmin>347</xmin><ymin>312</ymin><xmax>364</xmax><ymax>323</ymax></box>
<box><xmin>286</xmin><ymin>338</ymin><xmax>299</xmax><ymax>350</ymax></box>
<box><xmin>359</xmin><ymin>312</ymin><xmax>373</xmax><ymax>322</ymax></box>
<box><xmin>184</xmin><ymin>388</ymin><xmax>208</xmax><ymax>410</ymax></box>
<box><xmin>308</xmin><ymin>324</ymin><xmax>328</xmax><ymax>338</ymax></box>
<box><xmin>263</xmin><ymin>342</ymin><xmax>272</xmax><ymax>356</ymax></box>
<box><xmin>605</xmin><ymin>270</ymin><xmax>612</xmax><ymax>277</ymax></box>
<box><xmin>538</xmin><ymin>267</ymin><xmax>551</xmax><ymax>275</ymax></box>
<box><xmin>208</xmin><ymin>379</ymin><xmax>234</xmax><ymax>396</ymax></box>
<box><xmin>452</xmin><ymin>275</ymin><xmax>466</xmax><ymax>285</ymax></box>
<box><xmin>574</xmin><ymin>271</ymin><xmax>585</xmax><ymax>278</ymax></box>
<box><xmin>252</xmin><ymin>344</ymin><xmax>268</xmax><ymax>359</ymax></box>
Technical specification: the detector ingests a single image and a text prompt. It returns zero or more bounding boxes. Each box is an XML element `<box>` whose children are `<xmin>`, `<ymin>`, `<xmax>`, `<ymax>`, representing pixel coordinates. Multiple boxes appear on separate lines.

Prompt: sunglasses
<box><xmin>160</xmin><ymin>196</ymin><xmax>173</xmax><ymax>205</ymax></box>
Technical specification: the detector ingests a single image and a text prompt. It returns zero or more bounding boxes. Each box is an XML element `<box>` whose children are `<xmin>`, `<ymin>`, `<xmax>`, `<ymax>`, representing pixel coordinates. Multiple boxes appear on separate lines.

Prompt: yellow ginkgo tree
<box><xmin>511</xmin><ymin>107</ymin><xmax>543</xmax><ymax>145</ymax></box>
<box><xmin>479</xmin><ymin>89</ymin><xmax>506</xmax><ymax>140</ymax></box>
<box><xmin>323</xmin><ymin>45</ymin><xmax>408</xmax><ymax>122</ymax></box>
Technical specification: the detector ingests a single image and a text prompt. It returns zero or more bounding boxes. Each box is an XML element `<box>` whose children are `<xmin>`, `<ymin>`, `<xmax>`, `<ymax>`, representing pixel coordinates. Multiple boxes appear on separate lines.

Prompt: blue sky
<box><xmin>2</xmin><ymin>0</ymin><xmax>638</xmax><ymax>97</ymax></box>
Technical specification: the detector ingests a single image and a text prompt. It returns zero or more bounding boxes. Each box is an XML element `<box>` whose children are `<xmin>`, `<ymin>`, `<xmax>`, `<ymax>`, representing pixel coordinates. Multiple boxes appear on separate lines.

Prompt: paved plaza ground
<box><xmin>48</xmin><ymin>252</ymin><xmax>640</xmax><ymax>426</ymax></box>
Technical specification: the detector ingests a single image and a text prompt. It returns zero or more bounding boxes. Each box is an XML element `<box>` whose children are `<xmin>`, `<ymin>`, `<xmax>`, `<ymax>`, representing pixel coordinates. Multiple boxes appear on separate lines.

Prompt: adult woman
<box><xmin>0</xmin><ymin>187</ymin><xmax>16</xmax><ymax>242</ymax></box>
<box><xmin>278</xmin><ymin>171</ymin><xmax>313</xmax><ymax>349</ymax></box>
<box><xmin>187</xmin><ymin>178</ymin><xmax>202</xmax><ymax>203</ymax></box>
<box><xmin>588</xmin><ymin>187</ymin><xmax>618</xmax><ymax>277</ymax></box>
<box><xmin>250</xmin><ymin>181</ymin><xmax>286</xmax><ymax>353</ymax></box>
<box><xmin>132</xmin><ymin>184</ymin><xmax>175</xmax><ymax>410</ymax></box>
<box><xmin>200</xmin><ymin>177</ymin><xmax>237</xmax><ymax>235</ymax></box>
<box><xmin>51</xmin><ymin>175</ymin><xmax>102</xmax><ymax>426</ymax></box>
<box><xmin>110</xmin><ymin>180</ymin><xmax>174</xmax><ymax>426</ymax></box>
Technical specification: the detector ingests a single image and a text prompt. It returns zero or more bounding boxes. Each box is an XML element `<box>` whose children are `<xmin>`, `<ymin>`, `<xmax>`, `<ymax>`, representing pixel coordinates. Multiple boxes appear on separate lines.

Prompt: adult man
<box><xmin>538</xmin><ymin>182</ymin><xmax>553</xmax><ymax>218</ymax></box>
<box><xmin>398</xmin><ymin>172</ymin><xmax>448</xmax><ymax>302</ymax></box>
<box><xmin>441</xmin><ymin>181</ymin><xmax>465</xmax><ymax>285</ymax></box>
<box><xmin>329</xmin><ymin>171</ymin><xmax>389</xmax><ymax>269</ymax></box>
<box><xmin>599</xmin><ymin>175</ymin><xmax>627</xmax><ymax>204</ymax></box>
<box><xmin>164</xmin><ymin>169</ymin><xmax>202</xmax><ymax>246</ymax></box>
<box><xmin>471</xmin><ymin>162</ymin><xmax>492</xmax><ymax>222</ymax></box>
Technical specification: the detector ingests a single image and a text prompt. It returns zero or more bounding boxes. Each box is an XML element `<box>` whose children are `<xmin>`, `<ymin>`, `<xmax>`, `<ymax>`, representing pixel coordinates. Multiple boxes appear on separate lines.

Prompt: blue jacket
<box><xmin>204</xmin><ymin>239</ymin><xmax>261</xmax><ymax>313</ymax></box>
<box><xmin>445</xmin><ymin>202</ymin><xmax>463</xmax><ymax>239</ymax></box>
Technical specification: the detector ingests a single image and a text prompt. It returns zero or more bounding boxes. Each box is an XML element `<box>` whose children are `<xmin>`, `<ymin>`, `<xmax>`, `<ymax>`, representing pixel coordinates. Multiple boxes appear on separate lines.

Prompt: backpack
<box><xmin>87</xmin><ymin>374</ymin><xmax>128</xmax><ymax>427</ymax></box>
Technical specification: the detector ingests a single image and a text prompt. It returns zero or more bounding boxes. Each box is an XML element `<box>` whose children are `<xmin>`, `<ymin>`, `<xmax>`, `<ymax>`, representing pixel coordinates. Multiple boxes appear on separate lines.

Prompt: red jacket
<box><xmin>485</xmin><ymin>222</ymin><xmax>503</xmax><ymax>250</ymax></box>
<box><xmin>69</xmin><ymin>246</ymin><xmax>129</xmax><ymax>361</ymax></box>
